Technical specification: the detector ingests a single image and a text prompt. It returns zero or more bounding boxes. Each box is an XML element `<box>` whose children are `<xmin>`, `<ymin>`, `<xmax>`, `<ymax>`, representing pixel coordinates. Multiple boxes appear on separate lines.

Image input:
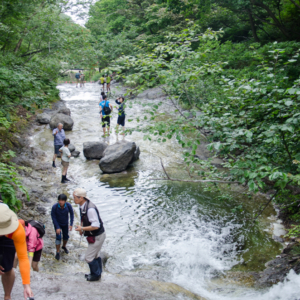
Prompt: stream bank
<box><xmin>3</xmin><ymin>82</ymin><xmax>300</xmax><ymax>299</ymax></box>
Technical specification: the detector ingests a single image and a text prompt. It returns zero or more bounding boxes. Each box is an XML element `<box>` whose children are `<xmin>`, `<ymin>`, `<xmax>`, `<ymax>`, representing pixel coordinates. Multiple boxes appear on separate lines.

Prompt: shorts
<box><xmin>61</xmin><ymin>160</ymin><xmax>69</xmax><ymax>168</ymax></box>
<box><xmin>55</xmin><ymin>225</ymin><xmax>69</xmax><ymax>244</ymax></box>
<box><xmin>33</xmin><ymin>249</ymin><xmax>43</xmax><ymax>262</ymax></box>
<box><xmin>101</xmin><ymin>116</ymin><xmax>110</xmax><ymax>128</ymax></box>
<box><xmin>117</xmin><ymin>116</ymin><xmax>125</xmax><ymax>127</ymax></box>
<box><xmin>76</xmin><ymin>78</ymin><xmax>80</xmax><ymax>83</ymax></box>
<box><xmin>54</xmin><ymin>145</ymin><xmax>63</xmax><ymax>155</ymax></box>
<box><xmin>0</xmin><ymin>236</ymin><xmax>16</xmax><ymax>273</ymax></box>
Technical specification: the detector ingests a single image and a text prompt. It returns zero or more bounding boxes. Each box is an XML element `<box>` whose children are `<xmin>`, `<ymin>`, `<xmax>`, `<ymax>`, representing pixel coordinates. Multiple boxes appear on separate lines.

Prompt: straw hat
<box><xmin>74</xmin><ymin>188</ymin><xmax>87</xmax><ymax>198</ymax></box>
<box><xmin>0</xmin><ymin>205</ymin><xmax>19</xmax><ymax>235</ymax></box>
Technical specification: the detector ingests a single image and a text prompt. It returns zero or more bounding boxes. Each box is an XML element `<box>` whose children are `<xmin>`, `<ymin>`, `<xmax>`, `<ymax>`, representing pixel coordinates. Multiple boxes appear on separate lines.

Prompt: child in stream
<box><xmin>59</xmin><ymin>138</ymin><xmax>71</xmax><ymax>184</ymax></box>
<box><xmin>14</xmin><ymin>220</ymin><xmax>44</xmax><ymax>272</ymax></box>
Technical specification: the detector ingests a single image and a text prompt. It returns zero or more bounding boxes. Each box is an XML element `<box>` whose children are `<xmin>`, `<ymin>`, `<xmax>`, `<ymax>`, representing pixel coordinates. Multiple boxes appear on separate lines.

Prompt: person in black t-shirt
<box><xmin>115</xmin><ymin>97</ymin><xmax>125</xmax><ymax>135</ymax></box>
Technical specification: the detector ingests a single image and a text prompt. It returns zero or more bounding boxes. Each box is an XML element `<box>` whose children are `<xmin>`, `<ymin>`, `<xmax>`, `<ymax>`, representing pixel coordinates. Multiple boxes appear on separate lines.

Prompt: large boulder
<box><xmin>83</xmin><ymin>142</ymin><xmax>108</xmax><ymax>159</ymax></box>
<box><xmin>52</xmin><ymin>100</ymin><xmax>67</xmax><ymax>110</ymax></box>
<box><xmin>71</xmin><ymin>150</ymin><xmax>80</xmax><ymax>158</ymax></box>
<box><xmin>137</xmin><ymin>87</ymin><xmax>166</xmax><ymax>100</ymax></box>
<box><xmin>50</xmin><ymin>113</ymin><xmax>74</xmax><ymax>131</ymax></box>
<box><xmin>36</xmin><ymin>113</ymin><xmax>51</xmax><ymax>124</ymax></box>
<box><xmin>58</xmin><ymin>107</ymin><xmax>71</xmax><ymax>116</ymax></box>
<box><xmin>99</xmin><ymin>141</ymin><xmax>137</xmax><ymax>173</ymax></box>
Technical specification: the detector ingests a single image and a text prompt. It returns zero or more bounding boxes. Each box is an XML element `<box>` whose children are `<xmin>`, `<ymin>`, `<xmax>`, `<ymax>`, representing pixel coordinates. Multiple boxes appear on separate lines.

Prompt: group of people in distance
<box><xmin>0</xmin><ymin>186</ymin><xmax>106</xmax><ymax>300</ymax></box>
<box><xmin>99</xmin><ymin>74</ymin><xmax>111</xmax><ymax>93</ymax></box>
<box><xmin>75</xmin><ymin>70</ymin><xmax>85</xmax><ymax>88</ymax></box>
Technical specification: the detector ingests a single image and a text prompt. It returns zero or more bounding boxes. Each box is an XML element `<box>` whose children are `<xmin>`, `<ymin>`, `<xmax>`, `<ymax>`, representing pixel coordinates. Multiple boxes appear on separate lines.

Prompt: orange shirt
<box><xmin>6</xmin><ymin>222</ymin><xmax>30</xmax><ymax>284</ymax></box>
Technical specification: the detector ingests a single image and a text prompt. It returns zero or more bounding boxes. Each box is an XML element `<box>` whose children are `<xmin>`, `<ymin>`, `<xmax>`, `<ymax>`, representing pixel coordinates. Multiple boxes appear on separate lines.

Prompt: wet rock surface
<box><xmin>9</xmin><ymin>272</ymin><xmax>205</xmax><ymax>300</ymax></box>
<box><xmin>137</xmin><ymin>86</ymin><xmax>166</xmax><ymax>100</ymax></box>
<box><xmin>83</xmin><ymin>141</ymin><xmax>107</xmax><ymax>159</ymax></box>
<box><xmin>257</xmin><ymin>242</ymin><xmax>300</xmax><ymax>286</ymax></box>
<box><xmin>50</xmin><ymin>113</ymin><xmax>74</xmax><ymax>131</ymax></box>
<box><xmin>99</xmin><ymin>140</ymin><xmax>137</xmax><ymax>173</ymax></box>
<box><xmin>36</xmin><ymin>113</ymin><xmax>51</xmax><ymax>124</ymax></box>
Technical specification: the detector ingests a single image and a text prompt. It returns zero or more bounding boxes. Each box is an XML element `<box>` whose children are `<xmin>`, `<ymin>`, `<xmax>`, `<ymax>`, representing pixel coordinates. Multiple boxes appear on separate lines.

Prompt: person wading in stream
<box><xmin>52</xmin><ymin>123</ymin><xmax>65</xmax><ymax>168</ymax></box>
<box><xmin>99</xmin><ymin>75</ymin><xmax>105</xmax><ymax>91</ymax></box>
<box><xmin>51</xmin><ymin>194</ymin><xmax>74</xmax><ymax>260</ymax></box>
<box><xmin>73</xmin><ymin>188</ymin><xmax>106</xmax><ymax>282</ymax></box>
<box><xmin>0</xmin><ymin>204</ymin><xmax>34</xmax><ymax>300</ymax></box>
<box><xmin>115</xmin><ymin>96</ymin><xmax>126</xmax><ymax>135</ymax></box>
<box><xmin>59</xmin><ymin>138</ymin><xmax>72</xmax><ymax>183</ymax></box>
<box><xmin>106</xmin><ymin>74</ymin><xmax>111</xmax><ymax>93</ymax></box>
<box><xmin>14</xmin><ymin>220</ymin><xmax>44</xmax><ymax>272</ymax></box>
<box><xmin>99</xmin><ymin>95</ymin><xmax>113</xmax><ymax>137</ymax></box>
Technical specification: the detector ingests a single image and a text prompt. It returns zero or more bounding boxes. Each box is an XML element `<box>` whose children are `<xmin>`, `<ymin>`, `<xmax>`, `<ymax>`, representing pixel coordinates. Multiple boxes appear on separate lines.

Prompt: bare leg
<box><xmin>107</xmin><ymin>126</ymin><xmax>110</xmax><ymax>136</ymax></box>
<box><xmin>102</xmin><ymin>127</ymin><xmax>106</xmax><ymax>136</ymax></box>
<box><xmin>53</xmin><ymin>153</ymin><xmax>57</xmax><ymax>162</ymax></box>
<box><xmin>122</xmin><ymin>126</ymin><xmax>125</xmax><ymax>135</ymax></box>
<box><xmin>56</xmin><ymin>244</ymin><xmax>60</xmax><ymax>253</ymax></box>
<box><xmin>62</xmin><ymin>166</ymin><xmax>68</xmax><ymax>176</ymax></box>
<box><xmin>32</xmin><ymin>261</ymin><xmax>39</xmax><ymax>272</ymax></box>
<box><xmin>2</xmin><ymin>269</ymin><xmax>15</xmax><ymax>300</ymax></box>
<box><xmin>13</xmin><ymin>253</ymin><xmax>18</xmax><ymax>269</ymax></box>
<box><xmin>62</xmin><ymin>240</ymin><xmax>68</xmax><ymax>248</ymax></box>
<box><xmin>116</xmin><ymin>124</ymin><xmax>119</xmax><ymax>134</ymax></box>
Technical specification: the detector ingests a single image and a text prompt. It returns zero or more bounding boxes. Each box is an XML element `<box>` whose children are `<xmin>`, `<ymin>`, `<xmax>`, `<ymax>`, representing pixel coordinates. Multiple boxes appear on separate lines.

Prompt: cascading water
<box><xmin>32</xmin><ymin>83</ymin><xmax>300</xmax><ymax>300</ymax></box>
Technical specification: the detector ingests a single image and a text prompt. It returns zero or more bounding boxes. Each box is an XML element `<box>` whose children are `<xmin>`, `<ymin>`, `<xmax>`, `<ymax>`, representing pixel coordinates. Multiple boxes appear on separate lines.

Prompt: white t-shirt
<box><xmin>80</xmin><ymin>202</ymin><xmax>100</xmax><ymax>228</ymax></box>
<box><xmin>60</xmin><ymin>146</ymin><xmax>71</xmax><ymax>162</ymax></box>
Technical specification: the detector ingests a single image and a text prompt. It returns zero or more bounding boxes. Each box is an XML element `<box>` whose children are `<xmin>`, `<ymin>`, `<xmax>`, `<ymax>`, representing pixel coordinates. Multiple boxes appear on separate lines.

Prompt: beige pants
<box><xmin>85</xmin><ymin>232</ymin><xmax>106</xmax><ymax>263</ymax></box>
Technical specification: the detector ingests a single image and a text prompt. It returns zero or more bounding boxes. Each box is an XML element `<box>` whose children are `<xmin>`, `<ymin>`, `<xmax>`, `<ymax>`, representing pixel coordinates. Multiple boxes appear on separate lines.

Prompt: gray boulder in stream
<box><xmin>99</xmin><ymin>140</ymin><xmax>138</xmax><ymax>173</ymax></box>
<box><xmin>49</xmin><ymin>113</ymin><xmax>74</xmax><ymax>130</ymax></box>
<box><xmin>36</xmin><ymin>113</ymin><xmax>51</xmax><ymax>124</ymax></box>
<box><xmin>83</xmin><ymin>142</ymin><xmax>108</xmax><ymax>159</ymax></box>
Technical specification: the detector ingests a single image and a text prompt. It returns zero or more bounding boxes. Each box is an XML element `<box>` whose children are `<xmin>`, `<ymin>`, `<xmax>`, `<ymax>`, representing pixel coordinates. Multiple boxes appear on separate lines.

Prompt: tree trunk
<box><xmin>14</xmin><ymin>38</ymin><xmax>23</xmax><ymax>53</ymax></box>
<box><xmin>251</xmin><ymin>0</ymin><xmax>290</xmax><ymax>38</ymax></box>
<box><xmin>247</xmin><ymin>9</ymin><xmax>260</xmax><ymax>42</ymax></box>
<box><xmin>289</xmin><ymin>0</ymin><xmax>300</xmax><ymax>10</ymax></box>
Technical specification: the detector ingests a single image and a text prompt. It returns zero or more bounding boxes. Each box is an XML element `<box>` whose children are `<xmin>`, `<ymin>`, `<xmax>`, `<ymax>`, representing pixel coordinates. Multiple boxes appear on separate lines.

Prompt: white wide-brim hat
<box><xmin>0</xmin><ymin>204</ymin><xmax>19</xmax><ymax>235</ymax></box>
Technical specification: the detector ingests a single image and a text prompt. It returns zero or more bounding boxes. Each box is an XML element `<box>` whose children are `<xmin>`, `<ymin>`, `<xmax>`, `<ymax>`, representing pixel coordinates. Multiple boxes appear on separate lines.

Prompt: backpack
<box><xmin>103</xmin><ymin>100</ymin><xmax>111</xmax><ymax>115</ymax></box>
<box><xmin>26</xmin><ymin>220</ymin><xmax>45</xmax><ymax>238</ymax></box>
<box><xmin>75</xmin><ymin>73</ymin><xmax>80</xmax><ymax>79</ymax></box>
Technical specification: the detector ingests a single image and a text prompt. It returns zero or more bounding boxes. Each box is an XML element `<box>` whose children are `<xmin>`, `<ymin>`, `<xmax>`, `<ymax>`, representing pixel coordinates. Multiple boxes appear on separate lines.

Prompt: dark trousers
<box><xmin>55</xmin><ymin>224</ymin><xmax>69</xmax><ymax>245</ymax></box>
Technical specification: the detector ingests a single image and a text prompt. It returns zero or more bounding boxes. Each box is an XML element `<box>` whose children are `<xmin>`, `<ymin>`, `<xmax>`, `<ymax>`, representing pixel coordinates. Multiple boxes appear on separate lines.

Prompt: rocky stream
<box><xmin>2</xmin><ymin>82</ymin><xmax>300</xmax><ymax>300</ymax></box>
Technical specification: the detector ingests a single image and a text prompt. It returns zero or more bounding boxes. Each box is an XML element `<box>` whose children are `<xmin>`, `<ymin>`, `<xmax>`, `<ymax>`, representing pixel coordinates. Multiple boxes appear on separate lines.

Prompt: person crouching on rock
<box><xmin>51</xmin><ymin>194</ymin><xmax>74</xmax><ymax>260</ymax></box>
<box><xmin>14</xmin><ymin>220</ymin><xmax>44</xmax><ymax>272</ymax></box>
<box><xmin>73</xmin><ymin>188</ymin><xmax>106</xmax><ymax>281</ymax></box>
<box><xmin>59</xmin><ymin>138</ymin><xmax>72</xmax><ymax>183</ymax></box>
<box><xmin>52</xmin><ymin>123</ymin><xmax>65</xmax><ymax>168</ymax></box>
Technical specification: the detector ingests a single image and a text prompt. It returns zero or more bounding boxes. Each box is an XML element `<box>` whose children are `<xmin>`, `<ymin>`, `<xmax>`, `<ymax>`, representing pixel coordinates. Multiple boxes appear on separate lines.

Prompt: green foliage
<box><xmin>0</xmin><ymin>0</ymin><xmax>96</xmax><ymax>128</ymax></box>
<box><xmin>0</xmin><ymin>151</ymin><xmax>28</xmax><ymax>211</ymax></box>
<box><xmin>285</xmin><ymin>226</ymin><xmax>300</xmax><ymax>239</ymax></box>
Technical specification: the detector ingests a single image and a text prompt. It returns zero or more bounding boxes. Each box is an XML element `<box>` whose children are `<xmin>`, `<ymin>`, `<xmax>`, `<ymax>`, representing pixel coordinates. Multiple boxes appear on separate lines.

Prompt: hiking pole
<box><xmin>78</xmin><ymin>231</ymin><xmax>83</xmax><ymax>247</ymax></box>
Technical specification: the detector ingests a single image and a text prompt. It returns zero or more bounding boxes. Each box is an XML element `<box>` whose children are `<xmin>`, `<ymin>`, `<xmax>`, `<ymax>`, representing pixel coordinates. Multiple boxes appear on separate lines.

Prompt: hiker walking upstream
<box><xmin>99</xmin><ymin>75</ymin><xmax>105</xmax><ymax>91</ymax></box>
<box><xmin>75</xmin><ymin>71</ymin><xmax>81</xmax><ymax>87</ymax></box>
<box><xmin>80</xmin><ymin>71</ymin><xmax>85</xmax><ymax>87</ymax></box>
<box><xmin>99</xmin><ymin>95</ymin><xmax>113</xmax><ymax>137</ymax></box>
<box><xmin>106</xmin><ymin>74</ymin><xmax>111</xmax><ymax>93</ymax></box>
<box><xmin>51</xmin><ymin>194</ymin><xmax>74</xmax><ymax>260</ymax></box>
<box><xmin>0</xmin><ymin>204</ymin><xmax>34</xmax><ymax>300</ymax></box>
<box><xmin>59</xmin><ymin>138</ymin><xmax>72</xmax><ymax>184</ymax></box>
<box><xmin>115</xmin><ymin>97</ymin><xmax>126</xmax><ymax>135</ymax></box>
<box><xmin>14</xmin><ymin>220</ymin><xmax>44</xmax><ymax>272</ymax></box>
<box><xmin>52</xmin><ymin>123</ymin><xmax>65</xmax><ymax>168</ymax></box>
<box><xmin>74</xmin><ymin>188</ymin><xmax>106</xmax><ymax>282</ymax></box>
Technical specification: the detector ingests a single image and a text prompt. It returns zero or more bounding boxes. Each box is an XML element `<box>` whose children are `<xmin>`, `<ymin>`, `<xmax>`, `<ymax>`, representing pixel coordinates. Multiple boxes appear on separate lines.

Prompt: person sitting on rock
<box><xmin>51</xmin><ymin>194</ymin><xmax>74</xmax><ymax>260</ymax></box>
<box><xmin>74</xmin><ymin>188</ymin><xmax>106</xmax><ymax>281</ymax></box>
<box><xmin>14</xmin><ymin>220</ymin><xmax>44</xmax><ymax>272</ymax></box>
<box><xmin>52</xmin><ymin>123</ymin><xmax>65</xmax><ymax>168</ymax></box>
<box><xmin>99</xmin><ymin>95</ymin><xmax>113</xmax><ymax>137</ymax></box>
<box><xmin>59</xmin><ymin>138</ymin><xmax>72</xmax><ymax>183</ymax></box>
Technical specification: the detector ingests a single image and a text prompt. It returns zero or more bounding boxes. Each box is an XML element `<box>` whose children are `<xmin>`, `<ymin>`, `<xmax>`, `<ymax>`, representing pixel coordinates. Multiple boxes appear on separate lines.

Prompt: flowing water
<box><xmin>31</xmin><ymin>83</ymin><xmax>300</xmax><ymax>300</ymax></box>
